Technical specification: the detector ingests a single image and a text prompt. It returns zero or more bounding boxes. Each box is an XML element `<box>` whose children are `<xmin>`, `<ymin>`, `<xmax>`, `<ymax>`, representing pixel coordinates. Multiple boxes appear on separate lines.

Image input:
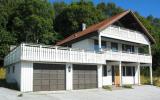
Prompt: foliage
<box><xmin>102</xmin><ymin>85</ymin><xmax>112</xmax><ymax>91</ymax></box>
<box><xmin>54</xmin><ymin>1</ymin><xmax>104</xmax><ymax>37</ymax></box>
<box><xmin>0</xmin><ymin>68</ymin><xmax>6</xmax><ymax>79</ymax></box>
<box><xmin>122</xmin><ymin>85</ymin><xmax>133</xmax><ymax>89</ymax></box>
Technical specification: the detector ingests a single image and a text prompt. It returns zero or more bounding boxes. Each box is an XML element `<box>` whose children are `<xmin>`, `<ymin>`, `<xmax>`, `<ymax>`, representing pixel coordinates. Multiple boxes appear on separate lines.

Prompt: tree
<box><xmin>54</xmin><ymin>1</ymin><xmax>104</xmax><ymax>37</ymax></box>
<box><xmin>0</xmin><ymin>28</ymin><xmax>16</xmax><ymax>58</ymax></box>
<box><xmin>97</xmin><ymin>2</ymin><xmax>124</xmax><ymax>18</ymax></box>
<box><xmin>8</xmin><ymin>0</ymin><xmax>58</xmax><ymax>44</ymax></box>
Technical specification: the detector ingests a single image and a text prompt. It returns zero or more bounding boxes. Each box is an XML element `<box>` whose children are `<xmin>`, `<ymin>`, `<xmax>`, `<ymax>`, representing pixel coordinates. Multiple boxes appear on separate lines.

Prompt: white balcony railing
<box><xmin>4</xmin><ymin>43</ymin><xmax>152</xmax><ymax>66</ymax></box>
<box><xmin>100</xmin><ymin>25</ymin><xmax>150</xmax><ymax>45</ymax></box>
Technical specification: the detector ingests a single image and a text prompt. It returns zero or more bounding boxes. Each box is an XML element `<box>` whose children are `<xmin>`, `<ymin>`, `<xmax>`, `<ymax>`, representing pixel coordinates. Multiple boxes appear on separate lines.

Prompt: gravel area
<box><xmin>0</xmin><ymin>85</ymin><xmax>160</xmax><ymax>100</ymax></box>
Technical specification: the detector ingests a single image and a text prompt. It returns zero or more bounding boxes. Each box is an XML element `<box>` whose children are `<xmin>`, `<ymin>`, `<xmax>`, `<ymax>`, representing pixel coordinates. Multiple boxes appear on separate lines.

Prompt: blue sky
<box><xmin>50</xmin><ymin>0</ymin><xmax>160</xmax><ymax>18</ymax></box>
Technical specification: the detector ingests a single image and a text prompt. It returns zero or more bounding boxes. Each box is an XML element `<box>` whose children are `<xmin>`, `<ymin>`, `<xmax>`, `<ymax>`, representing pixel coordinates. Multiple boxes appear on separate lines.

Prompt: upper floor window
<box><xmin>138</xmin><ymin>45</ymin><xmax>149</xmax><ymax>54</ymax></box>
<box><xmin>122</xmin><ymin>44</ymin><xmax>135</xmax><ymax>53</ymax></box>
<box><xmin>12</xmin><ymin>66</ymin><xmax>15</xmax><ymax>73</ymax></box>
<box><xmin>111</xmin><ymin>42</ymin><xmax>118</xmax><ymax>52</ymax></box>
<box><xmin>94</xmin><ymin>40</ymin><xmax>107</xmax><ymax>51</ymax></box>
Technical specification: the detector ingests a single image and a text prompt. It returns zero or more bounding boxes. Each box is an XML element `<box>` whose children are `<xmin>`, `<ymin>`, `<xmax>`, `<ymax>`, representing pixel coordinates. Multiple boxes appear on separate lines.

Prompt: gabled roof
<box><xmin>56</xmin><ymin>10</ymin><xmax>155</xmax><ymax>45</ymax></box>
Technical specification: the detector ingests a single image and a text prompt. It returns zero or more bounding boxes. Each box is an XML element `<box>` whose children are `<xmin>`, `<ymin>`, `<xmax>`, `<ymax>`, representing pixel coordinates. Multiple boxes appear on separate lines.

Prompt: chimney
<box><xmin>82</xmin><ymin>23</ymin><xmax>86</xmax><ymax>31</ymax></box>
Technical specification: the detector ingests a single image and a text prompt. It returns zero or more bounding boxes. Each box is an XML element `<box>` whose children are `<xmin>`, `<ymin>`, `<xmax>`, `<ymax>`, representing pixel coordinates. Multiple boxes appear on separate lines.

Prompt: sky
<box><xmin>50</xmin><ymin>0</ymin><xmax>160</xmax><ymax>18</ymax></box>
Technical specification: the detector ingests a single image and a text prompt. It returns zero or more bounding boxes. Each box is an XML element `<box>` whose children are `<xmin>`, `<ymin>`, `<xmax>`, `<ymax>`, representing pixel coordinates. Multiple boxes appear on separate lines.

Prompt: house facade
<box><xmin>4</xmin><ymin>10</ymin><xmax>155</xmax><ymax>92</ymax></box>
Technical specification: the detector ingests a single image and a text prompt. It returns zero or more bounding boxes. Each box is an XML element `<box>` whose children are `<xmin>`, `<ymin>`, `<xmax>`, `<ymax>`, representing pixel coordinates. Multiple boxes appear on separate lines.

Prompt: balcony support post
<box><xmin>137</xmin><ymin>63</ymin><xmax>141</xmax><ymax>85</ymax></box>
<box><xmin>119</xmin><ymin>61</ymin><xmax>122</xmax><ymax>86</ymax></box>
<box><xmin>98</xmin><ymin>34</ymin><xmax>102</xmax><ymax>51</ymax></box>
<box><xmin>149</xmin><ymin>45</ymin><xmax>152</xmax><ymax>55</ymax></box>
<box><xmin>149</xmin><ymin>64</ymin><xmax>153</xmax><ymax>85</ymax></box>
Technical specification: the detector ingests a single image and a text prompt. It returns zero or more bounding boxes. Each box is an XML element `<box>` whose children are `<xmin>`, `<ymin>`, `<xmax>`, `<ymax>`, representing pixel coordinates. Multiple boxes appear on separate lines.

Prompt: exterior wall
<box><xmin>122</xmin><ymin>76</ymin><xmax>135</xmax><ymax>84</ymax></box>
<box><xmin>6</xmin><ymin>62</ymin><xmax>21</xmax><ymax>89</ymax></box>
<box><xmin>66</xmin><ymin>63</ymin><xmax>73</xmax><ymax>90</ymax></box>
<box><xmin>72</xmin><ymin>39</ymin><xmax>94</xmax><ymax>51</ymax></box>
<box><xmin>20</xmin><ymin>62</ymin><xmax>33</xmax><ymax>92</ymax></box>
<box><xmin>102</xmin><ymin>65</ymin><xmax>112</xmax><ymax>85</ymax></box>
<box><xmin>121</xmin><ymin>66</ymin><xmax>138</xmax><ymax>85</ymax></box>
<box><xmin>97</xmin><ymin>65</ymin><xmax>103</xmax><ymax>88</ymax></box>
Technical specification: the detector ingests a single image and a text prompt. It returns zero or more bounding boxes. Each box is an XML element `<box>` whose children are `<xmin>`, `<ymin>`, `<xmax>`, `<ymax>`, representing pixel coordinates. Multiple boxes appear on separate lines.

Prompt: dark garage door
<box><xmin>33</xmin><ymin>63</ymin><xmax>65</xmax><ymax>91</ymax></box>
<box><xmin>73</xmin><ymin>65</ymin><xmax>97</xmax><ymax>89</ymax></box>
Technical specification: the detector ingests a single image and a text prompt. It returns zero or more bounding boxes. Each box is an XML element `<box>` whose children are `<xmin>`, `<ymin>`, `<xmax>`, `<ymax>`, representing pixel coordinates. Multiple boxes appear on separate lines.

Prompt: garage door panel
<box><xmin>58</xmin><ymin>84</ymin><xmax>65</xmax><ymax>90</ymax></box>
<box><xmin>33</xmin><ymin>73</ymin><xmax>41</xmax><ymax>79</ymax></box>
<box><xmin>33</xmin><ymin>63</ymin><xmax>65</xmax><ymax>91</ymax></box>
<box><xmin>41</xmin><ymin>85</ymin><xmax>50</xmax><ymax>91</ymax></box>
<box><xmin>42</xmin><ymin>74</ymin><xmax>50</xmax><ymax>79</ymax></box>
<box><xmin>33</xmin><ymin>86</ymin><xmax>41</xmax><ymax>91</ymax></box>
<box><xmin>73</xmin><ymin>64</ymin><xmax>97</xmax><ymax>89</ymax></box>
<box><xmin>50</xmin><ymin>80</ymin><xmax>57</xmax><ymax>84</ymax></box>
<box><xmin>33</xmin><ymin>79</ymin><xmax>41</xmax><ymax>85</ymax></box>
<box><xmin>50</xmin><ymin>74</ymin><xmax>57</xmax><ymax>79</ymax></box>
<box><xmin>41</xmin><ymin>80</ymin><xmax>49</xmax><ymax>85</ymax></box>
<box><xmin>58</xmin><ymin>74</ymin><xmax>65</xmax><ymax>79</ymax></box>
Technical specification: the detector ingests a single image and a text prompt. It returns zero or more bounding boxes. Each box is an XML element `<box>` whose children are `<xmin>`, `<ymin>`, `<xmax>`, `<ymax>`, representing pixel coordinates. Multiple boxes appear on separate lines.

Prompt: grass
<box><xmin>141</xmin><ymin>75</ymin><xmax>160</xmax><ymax>87</ymax></box>
<box><xmin>122</xmin><ymin>85</ymin><xmax>133</xmax><ymax>89</ymax></box>
<box><xmin>102</xmin><ymin>85</ymin><xmax>112</xmax><ymax>91</ymax></box>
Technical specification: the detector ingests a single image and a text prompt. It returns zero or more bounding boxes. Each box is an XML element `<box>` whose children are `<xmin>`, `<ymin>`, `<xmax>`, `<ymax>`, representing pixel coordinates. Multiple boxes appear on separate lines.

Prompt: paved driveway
<box><xmin>0</xmin><ymin>85</ymin><xmax>160</xmax><ymax>100</ymax></box>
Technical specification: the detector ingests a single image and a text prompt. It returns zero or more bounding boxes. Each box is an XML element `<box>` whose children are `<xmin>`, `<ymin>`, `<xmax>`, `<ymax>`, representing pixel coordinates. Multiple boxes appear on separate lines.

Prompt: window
<box><xmin>122</xmin><ymin>66</ymin><xmax>125</xmax><ymax>76</ymax></box>
<box><xmin>122</xmin><ymin>66</ymin><xmax>135</xmax><ymax>76</ymax></box>
<box><xmin>8</xmin><ymin>67</ymin><xmax>10</xmax><ymax>73</ymax></box>
<box><xmin>122</xmin><ymin>44</ymin><xmax>135</xmax><ymax>53</ymax></box>
<box><xmin>94</xmin><ymin>40</ymin><xmax>107</xmax><ymax>51</ymax></box>
<box><xmin>138</xmin><ymin>45</ymin><xmax>149</xmax><ymax>54</ymax></box>
<box><xmin>126</xmin><ymin>67</ymin><xmax>132</xmax><ymax>76</ymax></box>
<box><xmin>111</xmin><ymin>42</ymin><xmax>118</xmax><ymax>52</ymax></box>
<box><xmin>103</xmin><ymin>65</ymin><xmax>107</xmax><ymax>76</ymax></box>
<box><xmin>12</xmin><ymin>66</ymin><xmax>15</xmax><ymax>73</ymax></box>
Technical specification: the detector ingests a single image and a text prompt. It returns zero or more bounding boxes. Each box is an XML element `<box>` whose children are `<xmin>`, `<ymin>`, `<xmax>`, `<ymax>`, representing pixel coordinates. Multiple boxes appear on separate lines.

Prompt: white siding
<box><xmin>20</xmin><ymin>62</ymin><xmax>33</xmax><ymax>92</ymax></box>
<box><xmin>102</xmin><ymin>65</ymin><xmax>112</xmax><ymax>85</ymax></box>
<box><xmin>6</xmin><ymin>63</ymin><xmax>21</xmax><ymax>89</ymax></box>
<box><xmin>97</xmin><ymin>65</ymin><xmax>103</xmax><ymax>88</ymax></box>
<box><xmin>72</xmin><ymin>39</ymin><xmax>94</xmax><ymax>51</ymax></box>
<box><xmin>122</xmin><ymin>76</ymin><xmax>135</xmax><ymax>84</ymax></box>
<box><xmin>66</xmin><ymin>63</ymin><xmax>73</xmax><ymax>90</ymax></box>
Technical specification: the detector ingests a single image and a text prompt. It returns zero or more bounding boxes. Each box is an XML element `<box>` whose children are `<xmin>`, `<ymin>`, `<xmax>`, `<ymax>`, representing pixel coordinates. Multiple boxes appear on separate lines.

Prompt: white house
<box><xmin>4</xmin><ymin>10</ymin><xmax>155</xmax><ymax>92</ymax></box>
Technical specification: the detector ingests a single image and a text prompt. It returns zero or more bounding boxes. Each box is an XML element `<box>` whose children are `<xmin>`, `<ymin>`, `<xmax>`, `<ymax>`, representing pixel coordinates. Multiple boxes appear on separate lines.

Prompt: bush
<box><xmin>153</xmin><ymin>77</ymin><xmax>160</xmax><ymax>87</ymax></box>
<box><xmin>102</xmin><ymin>85</ymin><xmax>112</xmax><ymax>91</ymax></box>
<box><xmin>141</xmin><ymin>75</ymin><xmax>150</xmax><ymax>85</ymax></box>
<box><xmin>122</xmin><ymin>85</ymin><xmax>132</xmax><ymax>89</ymax></box>
<box><xmin>0</xmin><ymin>68</ymin><xmax>6</xmax><ymax>79</ymax></box>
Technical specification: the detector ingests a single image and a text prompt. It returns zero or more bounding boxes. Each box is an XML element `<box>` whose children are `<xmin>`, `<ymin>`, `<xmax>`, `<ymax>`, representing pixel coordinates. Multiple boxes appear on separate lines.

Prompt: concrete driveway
<box><xmin>0</xmin><ymin>85</ymin><xmax>160</xmax><ymax>100</ymax></box>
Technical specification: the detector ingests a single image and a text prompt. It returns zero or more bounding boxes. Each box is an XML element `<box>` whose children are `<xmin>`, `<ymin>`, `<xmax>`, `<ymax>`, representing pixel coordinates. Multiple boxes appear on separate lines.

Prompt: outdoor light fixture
<box><xmin>68</xmin><ymin>66</ymin><xmax>71</xmax><ymax>72</ymax></box>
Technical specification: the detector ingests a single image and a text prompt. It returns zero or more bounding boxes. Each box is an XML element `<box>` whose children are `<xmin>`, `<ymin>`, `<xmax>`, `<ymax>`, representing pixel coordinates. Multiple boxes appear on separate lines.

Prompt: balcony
<box><xmin>100</xmin><ymin>25</ymin><xmax>150</xmax><ymax>45</ymax></box>
<box><xmin>4</xmin><ymin>43</ymin><xmax>152</xmax><ymax>66</ymax></box>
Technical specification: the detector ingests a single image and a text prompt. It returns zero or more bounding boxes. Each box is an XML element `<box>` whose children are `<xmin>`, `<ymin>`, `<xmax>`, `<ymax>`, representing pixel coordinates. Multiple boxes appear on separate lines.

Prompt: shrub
<box><xmin>0</xmin><ymin>68</ymin><xmax>6</xmax><ymax>79</ymax></box>
<box><xmin>102</xmin><ymin>85</ymin><xmax>112</xmax><ymax>91</ymax></box>
<box><xmin>122</xmin><ymin>85</ymin><xmax>132</xmax><ymax>89</ymax></box>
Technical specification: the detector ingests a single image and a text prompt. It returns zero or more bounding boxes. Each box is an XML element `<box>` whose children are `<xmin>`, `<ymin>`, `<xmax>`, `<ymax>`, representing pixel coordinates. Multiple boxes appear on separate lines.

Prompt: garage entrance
<box><xmin>73</xmin><ymin>64</ymin><xmax>97</xmax><ymax>89</ymax></box>
<box><xmin>33</xmin><ymin>63</ymin><xmax>65</xmax><ymax>91</ymax></box>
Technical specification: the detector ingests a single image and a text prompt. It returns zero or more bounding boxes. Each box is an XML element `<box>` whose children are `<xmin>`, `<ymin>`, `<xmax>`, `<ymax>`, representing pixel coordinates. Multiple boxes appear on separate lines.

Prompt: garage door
<box><xmin>73</xmin><ymin>65</ymin><xmax>97</xmax><ymax>89</ymax></box>
<box><xmin>33</xmin><ymin>63</ymin><xmax>65</xmax><ymax>91</ymax></box>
